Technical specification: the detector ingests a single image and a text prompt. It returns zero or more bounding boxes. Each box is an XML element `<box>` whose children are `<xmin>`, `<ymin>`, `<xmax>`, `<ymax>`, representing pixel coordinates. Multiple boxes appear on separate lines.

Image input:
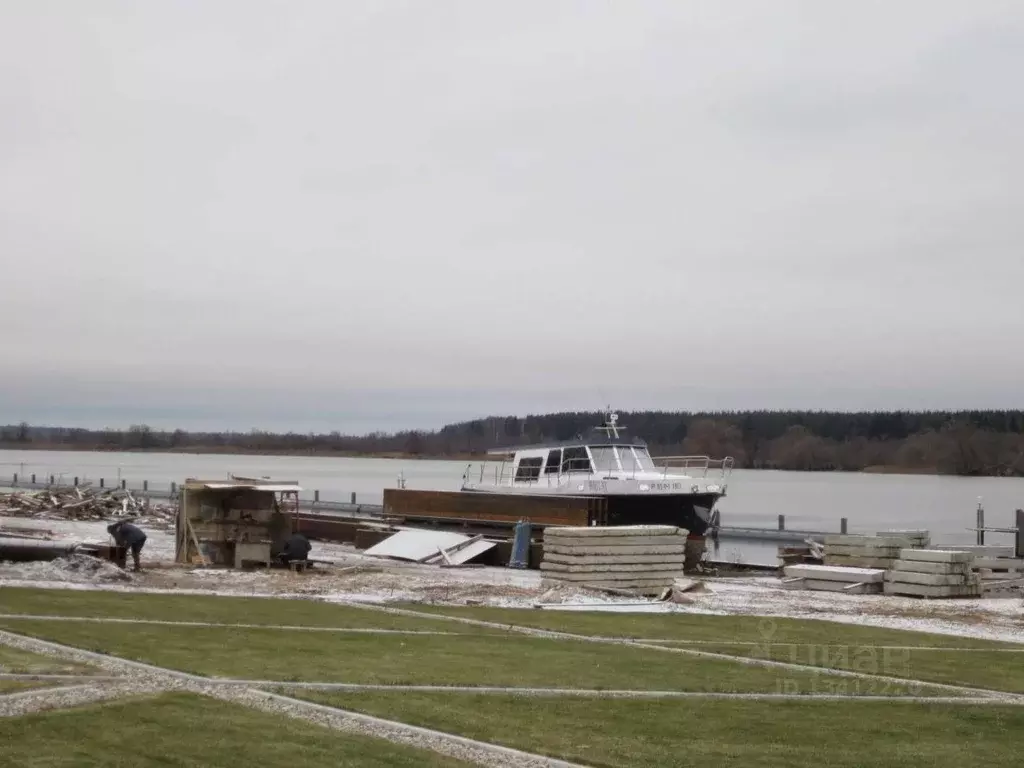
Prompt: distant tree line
<box><xmin>2</xmin><ymin>410</ymin><xmax>1024</xmax><ymax>476</ymax></box>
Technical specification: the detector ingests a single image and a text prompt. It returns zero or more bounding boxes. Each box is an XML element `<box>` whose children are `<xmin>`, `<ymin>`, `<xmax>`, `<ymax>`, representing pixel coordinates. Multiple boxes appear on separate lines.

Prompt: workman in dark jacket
<box><xmin>278</xmin><ymin>533</ymin><xmax>311</xmax><ymax>566</ymax></box>
<box><xmin>107</xmin><ymin>521</ymin><xmax>147</xmax><ymax>572</ymax></box>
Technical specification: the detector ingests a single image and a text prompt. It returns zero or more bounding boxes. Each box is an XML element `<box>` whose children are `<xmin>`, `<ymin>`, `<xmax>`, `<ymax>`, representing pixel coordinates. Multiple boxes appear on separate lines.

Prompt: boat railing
<box><xmin>652</xmin><ymin>455</ymin><xmax>734</xmax><ymax>480</ymax></box>
<box><xmin>463</xmin><ymin>458</ymin><xmax>594</xmax><ymax>489</ymax></box>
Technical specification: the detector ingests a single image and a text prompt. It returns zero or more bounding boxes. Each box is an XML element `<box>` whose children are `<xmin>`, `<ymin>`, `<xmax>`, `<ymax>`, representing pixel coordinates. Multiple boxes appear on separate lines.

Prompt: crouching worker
<box><xmin>107</xmin><ymin>521</ymin><xmax>147</xmax><ymax>572</ymax></box>
<box><xmin>278</xmin><ymin>532</ymin><xmax>311</xmax><ymax>568</ymax></box>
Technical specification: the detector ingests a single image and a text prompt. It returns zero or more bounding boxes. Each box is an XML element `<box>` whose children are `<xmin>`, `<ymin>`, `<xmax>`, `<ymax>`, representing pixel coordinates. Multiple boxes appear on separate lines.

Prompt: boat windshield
<box><xmin>589</xmin><ymin>446</ymin><xmax>654</xmax><ymax>472</ymax></box>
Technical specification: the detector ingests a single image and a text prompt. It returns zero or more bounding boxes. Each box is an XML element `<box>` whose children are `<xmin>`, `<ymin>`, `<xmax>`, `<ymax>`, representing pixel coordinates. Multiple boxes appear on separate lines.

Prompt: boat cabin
<box><xmin>499</xmin><ymin>439</ymin><xmax>658</xmax><ymax>482</ymax></box>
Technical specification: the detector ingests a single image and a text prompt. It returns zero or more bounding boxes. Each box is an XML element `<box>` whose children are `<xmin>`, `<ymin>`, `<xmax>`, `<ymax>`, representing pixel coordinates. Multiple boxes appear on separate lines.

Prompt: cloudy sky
<box><xmin>1</xmin><ymin>2</ymin><xmax>1021</xmax><ymax>433</ymax></box>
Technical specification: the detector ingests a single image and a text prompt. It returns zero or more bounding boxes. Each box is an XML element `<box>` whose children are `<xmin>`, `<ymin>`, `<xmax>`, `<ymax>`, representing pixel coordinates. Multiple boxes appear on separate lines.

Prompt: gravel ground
<box><xmin>0</xmin><ymin>681</ymin><xmax>164</xmax><ymax>717</ymax></box>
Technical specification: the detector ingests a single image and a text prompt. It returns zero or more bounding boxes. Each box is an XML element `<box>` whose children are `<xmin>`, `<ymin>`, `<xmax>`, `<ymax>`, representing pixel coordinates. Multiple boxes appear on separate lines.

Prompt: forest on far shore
<box><xmin>2</xmin><ymin>410</ymin><xmax>1024</xmax><ymax>477</ymax></box>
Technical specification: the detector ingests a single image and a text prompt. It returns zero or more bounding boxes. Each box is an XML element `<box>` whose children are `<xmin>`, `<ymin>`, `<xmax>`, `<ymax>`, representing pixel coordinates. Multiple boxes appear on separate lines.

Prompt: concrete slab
<box><xmin>970</xmin><ymin>557</ymin><xmax>1024</xmax><ymax>570</ymax></box>
<box><xmin>541</xmin><ymin>552</ymin><xmax>687</xmax><ymax>566</ymax></box>
<box><xmin>782</xmin><ymin>579</ymin><xmax>882</xmax><ymax>595</ymax></box>
<box><xmin>933</xmin><ymin>545</ymin><xmax>1015</xmax><ymax>557</ymax></box>
<box><xmin>824</xmin><ymin>535</ymin><xmax>920</xmax><ymax>547</ymax></box>
<box><xmin>884</xmin><ymin>572</ymin><xmax>974</xmax><ymax>587</ymax></box>
<box><xmin>540</xmin><ymin>562</ymin><xmax>685</xmax><ymax>574</ymax></box>
<box><xmin>543</xmin><ymin>544</ymin><xmax>687</xmax><ymax>556</ymax></box>
<box><xmin>875</xmin><ymin>530</ymin><xmax>930</xmax><ymax>538</ymax></box>
<box><xmin>890</xmin><ymin>560</ymin><xmax>971</xmax><ymax>575</ymax></box>
<box><xmin>824</xmin><ymin>544</ymin><xmax>903</xmax><ymax>557</ymax></box>
<box><xmin>544</xmin><ymin>535</ymin><xmax>685</xmax><ymax>549</ymax></box>
<box><xmin>822</xmin><ymin>555</ymin><xmax>898</xmax><ymax>569</ymax></box>
<box><xmin>540</xmin><ymin>569</ymin><xmax>684</xmax><ymax>583</ymax></box>
<box><xmin>544</xmin><ymin>525</ymin><xmax>681</xmax><ymax>538</ymax></box>
<box><xmin>883</xmin><ymin>582</ymin><xmax>982</xmax><ymax>598</ymax></box>
<box><xmin>782</xmin><ymin>564</ymin><xmax>885</xmax><ymax>583</ymax></box>
<box><xmin>899</xmin><ymin>549</ymin><xmax>973</xmax><ymax>563</ymax></box>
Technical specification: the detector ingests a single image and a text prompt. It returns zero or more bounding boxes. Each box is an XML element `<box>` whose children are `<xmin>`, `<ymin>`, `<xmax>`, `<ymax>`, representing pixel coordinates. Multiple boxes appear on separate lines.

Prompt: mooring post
<box><xmin>74</xmin><ymin>476</ymin><xmax>79</xmax><ymax>487</ymax></box>
<box><xmin>976</xmin><ymin>499</ymin><xmax>984</xmax><ymax>546</ymax></box>
<box><xmin>314</xmin><ymin>490</ymin><xmax>320</xmax><ymax>502</ymax></box>
<box><xmin>99</xmin><ymin>478</ymin><xmax>104</xmax><ymax>489</ymax></box>
<box><xmin>170</xmin><ymin>482</ymin><xmax>177</xmax><ymax>495</ymax></box>
<box><xmin>840</xmin><ymin>517</ymin><xmax>848</xmax><ymax>534</ymax></box>
<box><xmin>351</xmin><ymin>492</ymin><xmax>356</xmax><ymax>504</ymax></box>
<box><xmin>120</xmin><ymin>479</ymin><xmax>126</xmax><ymax>490</ymax></box>
<box><xmin>49</xmin><ymin>475</ymin><xmax>54</xmax><ymax>486</ymax></box>
<box><xmin>12</xmin><ymin>473</ymin><xmax>17</xmax><ymax>486</ymax></box>
<box><xmin>31</xmin><ymin>474</ymin><xmax>36</xmax><ymax>484</ymax></box>
<box><xmin>143</xmin><ymin>480</ymin><xmax>148</xmax><ymax>492</ymax></box>
<box><xmin>778</xmin><ymin>514</ymin><xmax>785</xmax><ymax>531</ymax></box>
<box><xmin>1016</xmin><ymin>509</ymin><xmax>1024</xmax><ymax>559</ymax></box>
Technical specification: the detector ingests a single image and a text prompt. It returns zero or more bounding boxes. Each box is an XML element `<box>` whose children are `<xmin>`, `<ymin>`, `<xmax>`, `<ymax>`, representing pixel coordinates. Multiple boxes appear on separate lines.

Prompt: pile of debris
<box><xmin>0</xmin><ymin>486</ymin><xmax>175</xmax><ymax>525</ymax></box>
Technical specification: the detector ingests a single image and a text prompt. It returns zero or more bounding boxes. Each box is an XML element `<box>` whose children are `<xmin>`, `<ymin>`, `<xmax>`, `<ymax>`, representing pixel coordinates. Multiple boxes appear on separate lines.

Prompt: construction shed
<box><xmin>175</xmin><ymin>478</ymin><xmax>301</xmax><ymax>568</ymax></box>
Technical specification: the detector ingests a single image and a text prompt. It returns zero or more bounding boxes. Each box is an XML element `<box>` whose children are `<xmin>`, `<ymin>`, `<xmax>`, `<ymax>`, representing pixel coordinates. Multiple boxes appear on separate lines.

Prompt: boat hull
<box><xmin>605</xmin><ymin>492</ymin><xmax>722</xmax><ymax>536</ymax></box>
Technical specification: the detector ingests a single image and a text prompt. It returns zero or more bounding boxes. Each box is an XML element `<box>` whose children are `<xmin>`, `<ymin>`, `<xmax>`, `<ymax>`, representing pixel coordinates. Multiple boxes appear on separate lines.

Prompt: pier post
<box><xmin>31</xmin><ymin>474</ymin><xmax>36</xmax><ymax>485</ymax></box>
<box><xmin>143</xmin><ymin>480</ymin><xmax>148</xmax><ymax>492</ymax></box>
<box><xmin>121</xmin><ymin>479</ymin><xmax>126</xmax><ymax>490</ymax></box>
<box><xmin>74</xmin><ymin>477</ymin><xmax>79</xmax><ymax>487</ymax></box>
<box><xmin>976</xmin><ymin>501</ymin><xmax>984</xmax><ymax>546</ymax></box>
<box><xmin>49</xmin><ymin>475</ymin><xmax>54</xmax><ymax>486</ymax></box>
<box><xmin>170</xmin><ymin>482</ymin><xmax>177</xmax><ymax>495</ymax></box>
<box><xmin>12</xmin><ymin>473</ymin><xmax>16</xmax><ymax>486</ymax></box>
<box><xmin>1016</xmin><ymin>509</ymin><xmax>1023</xmax><ymax>559</ymax></box>
<box><xmin>314</xmin><ymin>490</ymin><xmax>320</xmax><ymax>502</ymax></box>
<box><xmin>351</xmin><ymin>492</ymin><xmax>357</xmax><ymax>504</ymax></box>
<box><xmin>778</xmin><ymin>514</ymin><xmax>785</xmax><ymax>531</ymax></box>
<box><xmin>99</xmin><ymin>478</ymin><xmax>104</xmax><ymax>489</ymax></box>
<box><xmin>840</xmin><ymin>518</ymin><xmax>848</xmax><ymax>534</ymax></box>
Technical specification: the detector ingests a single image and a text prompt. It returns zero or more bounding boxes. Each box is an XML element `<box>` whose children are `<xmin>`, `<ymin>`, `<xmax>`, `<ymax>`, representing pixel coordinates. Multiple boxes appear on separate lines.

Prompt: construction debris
<box><xmin>0</xmin><ymin>487</ymin><xmax>175</xmax><ymax>525</ymax></box>
<box><xmin>539</xmin><ymin>525</ymin><xmax>688</xmax><ymax>596</ymax></box>
<box><xmin>364</xmin><ymin>529</ymin><xmax>497</xmax><ymax>565</ymax></box>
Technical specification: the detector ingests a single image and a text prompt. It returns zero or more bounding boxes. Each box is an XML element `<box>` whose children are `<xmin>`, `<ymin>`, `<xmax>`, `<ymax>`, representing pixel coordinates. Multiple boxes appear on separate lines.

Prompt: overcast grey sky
<box><xmin>1</xmin><ymin>2</ymin><xmax>1022</xmax><ymax>433</ymax></box>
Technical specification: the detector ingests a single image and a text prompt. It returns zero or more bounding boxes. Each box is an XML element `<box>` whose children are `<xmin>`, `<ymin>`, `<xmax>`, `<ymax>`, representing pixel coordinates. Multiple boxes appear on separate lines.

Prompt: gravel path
<box><xmin>0</xmin><ymin>681</ymin><xmax>164</xmax><ymax>717</ymax></box>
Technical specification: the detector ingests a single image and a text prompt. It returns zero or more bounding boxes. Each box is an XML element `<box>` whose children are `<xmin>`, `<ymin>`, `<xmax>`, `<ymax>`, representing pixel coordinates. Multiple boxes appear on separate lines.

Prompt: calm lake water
<box><xmin>3</xmin><ymin>449</ymin><xmax>1022</xmax><ymax>564</ymax></box>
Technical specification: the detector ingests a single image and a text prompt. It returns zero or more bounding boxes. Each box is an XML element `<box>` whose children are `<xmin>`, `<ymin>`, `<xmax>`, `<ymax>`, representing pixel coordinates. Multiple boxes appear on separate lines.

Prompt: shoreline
<box><xmin>0</xmin><ymin>443</ymin><xmax>1004</xmax><ymax>478</ymax></box>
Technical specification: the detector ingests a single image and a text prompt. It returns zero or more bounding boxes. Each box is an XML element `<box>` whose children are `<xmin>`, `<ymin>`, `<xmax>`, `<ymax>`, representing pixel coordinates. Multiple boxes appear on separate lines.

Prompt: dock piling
<box><xmin>840</xmin><ymin>517</ymin><xmax>848</xmax><ymax>534</ymax></box>
<box><xmin>778</xmin><ymin>514</ymin><xmax>785</xmax><ymax>531</ymax></box>
<box><xmin>976</xmin><ymin>500</ymin><xmax>985</xmax><ymax>546</ymax></box>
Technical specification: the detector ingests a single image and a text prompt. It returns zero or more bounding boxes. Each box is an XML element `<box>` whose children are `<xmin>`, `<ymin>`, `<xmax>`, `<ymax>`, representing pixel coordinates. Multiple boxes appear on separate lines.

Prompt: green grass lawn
<box><xmin>414</xmin><ymin>604</ymin><xmax>1020</xmax><ymax>650</ymax></box>
<box><xmin>290</xmin><ymin>691</ymin><xmax>1024</xmax><ymax>768</ymax></box>
<box><xmin>0</xmin><ymin>587</ymin><xmax>473</xmax><ymax>632</ymax></box>
<box><xmin>0</xmin><ymin>643</ymin><xmax>94</xmax><ymax>675</ymax></box>
<box><xmin>699</xmin><ymin>642</ymin><xmax>1024</xmax><ymax>694</ymax></box>
<box><xmin>0</xmin><ymin>618</ymin><xmax>885</xmax><ymax>694</ymax></box>
<box><xmin>0</xmin><ymin>691</ymin><xmax>471</xmax><ymax>767</ymax></box>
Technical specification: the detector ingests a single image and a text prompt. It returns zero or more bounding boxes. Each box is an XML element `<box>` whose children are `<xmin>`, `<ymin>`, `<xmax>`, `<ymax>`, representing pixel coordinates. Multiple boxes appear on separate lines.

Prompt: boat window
<box><xmin>631</xmin><ymin>447</ymin><xmax>654</xmax><ymax>471</ymax></box>
<box><xmin>543</xmin><ymin>448</ymin><xmax>562</xmax><ymax>474</ymax></box>
<box><xmin>514</xmin><ymin>457</ymin><xmax>543</xmax><ymax>481</ymax></box>
<box><xmin>589</xmin><ymin>447</ymin><xmax>618</xmax><ymax>472</ymax></box>
<box><xmin>561</xmin><ymin>446</ymin><xmax>592</xmax><ymax>473</ymax></box>
<box><xmin>616</xmin><ymin>446</ymin><xmax>638</xmax><ymax>472</ymax></box>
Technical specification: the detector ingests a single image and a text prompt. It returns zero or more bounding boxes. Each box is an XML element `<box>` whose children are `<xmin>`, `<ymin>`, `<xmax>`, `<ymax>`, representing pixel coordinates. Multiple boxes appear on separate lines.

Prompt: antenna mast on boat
<box><xmin>596</xmin><ymin>406</ymin><xmax>623</xmax><ymax>439</ymax></box>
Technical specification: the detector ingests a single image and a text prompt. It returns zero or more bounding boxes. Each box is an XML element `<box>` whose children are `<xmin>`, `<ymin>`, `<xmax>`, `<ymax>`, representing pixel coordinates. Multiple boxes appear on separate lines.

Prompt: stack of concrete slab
<box><xmin>781</xmin><ymin>564</ymin><xmax>885</xmax><ymax>594</ymax></box>
<box><xmin>540</xmin><ymin>525</ymin><xmax>687</xmax><ymax>595</ymax></box>
<box><xmin>884</xmin><ymin>549</ymin><xmax>981</xmax><ymax>598</ymax></box>
<box><xmin>823</xmin><ymin>533</ymin><xmax>929</xmax><ymax>569</ymax></box>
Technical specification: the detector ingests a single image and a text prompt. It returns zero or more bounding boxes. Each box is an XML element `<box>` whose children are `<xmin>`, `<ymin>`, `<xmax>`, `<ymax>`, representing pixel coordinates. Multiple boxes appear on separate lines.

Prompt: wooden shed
<box><xmin>175</xmin><ymin>478</ymin><xmax>301</xmax><ymax>568</ymax></box>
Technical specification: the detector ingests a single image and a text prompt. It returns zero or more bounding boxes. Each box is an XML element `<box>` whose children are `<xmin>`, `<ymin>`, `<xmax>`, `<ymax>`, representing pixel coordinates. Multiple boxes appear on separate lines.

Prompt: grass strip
<box><xmin>0</xmin><ymin>619</ymin><xmax>897</xmax><ymax>694</ymax></box>
<box><xmin>291</xmin><ymin>691</ymin><xmax>1024</xmax><ymax>768</ymax></box>
<box><xmin>414</xmin><ymin>604</ymin><xmax>1018</xmax><ymax>649</ymax></box>
<box><xmin>701</xmin><ymin>643</ymin><xmax>1024</xmax><ymax>695</ymax></box>
<box><xmin>0</xmin><ymin>691</ymin><xmax>471</xmax><ymax>766</ymax></box>
<box><xmin>0</xmin><ymin>587</ymin><xmax>474</xmax><ymax>632</ymax></box>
